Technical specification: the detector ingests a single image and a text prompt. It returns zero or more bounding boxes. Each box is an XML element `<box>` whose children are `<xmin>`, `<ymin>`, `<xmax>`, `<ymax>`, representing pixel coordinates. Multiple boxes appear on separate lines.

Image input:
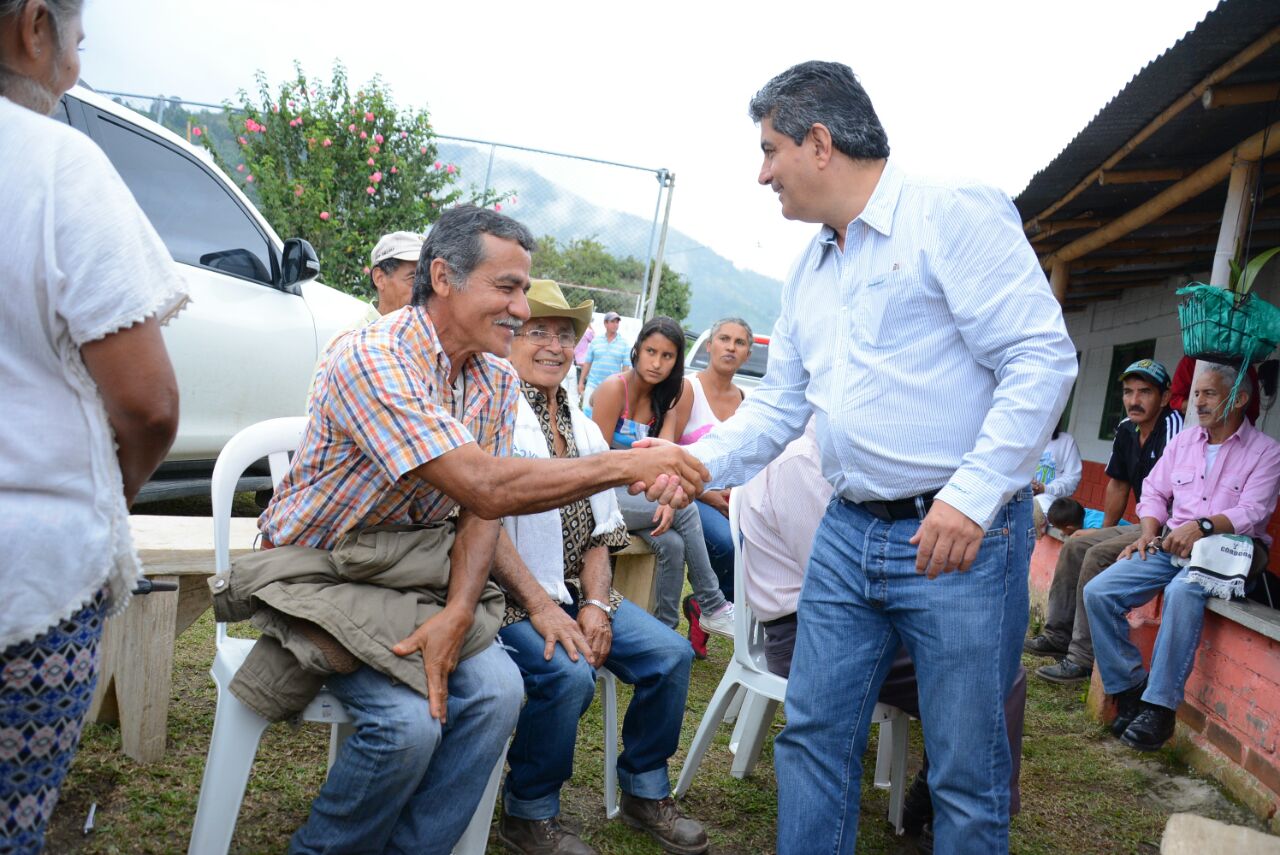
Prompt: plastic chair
<box><xmin>186</xmin><ymin>417</ymin><xmax>501</xmax><ymax>855</ymax></box>
<box><xmin>673</xmin><ymin>490</ymin><xmax>910</xmax><ymax>834</ymax></box>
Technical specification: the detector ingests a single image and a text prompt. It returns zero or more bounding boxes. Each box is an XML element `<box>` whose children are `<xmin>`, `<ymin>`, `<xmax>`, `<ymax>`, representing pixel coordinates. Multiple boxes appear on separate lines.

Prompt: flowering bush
<box><xmin>207</xmin><ymin>63</ymin><xmax>501</xmax><ymax>299</ymax></box>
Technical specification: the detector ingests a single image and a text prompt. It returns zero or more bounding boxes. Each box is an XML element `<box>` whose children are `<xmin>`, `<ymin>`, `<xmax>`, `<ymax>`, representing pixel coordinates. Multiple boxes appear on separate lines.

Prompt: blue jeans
<box><xmin>289</xmin><ymin>642</ymin><xmax>523</xmax><ymax>855</ymax></box>
<box><xmin>775</xmin><ymin>491</ymin><xmax>1031</xmax><ymax>855</ymax></box>
<box><xmin>1084</xmin><ymin>551</ymin><xmax>1214</xmax><ymax>710</ymax></box>
<box><xmin>498</xmin><ymin>600</ymin><xmax>693</xmax><ymax>819</ymax></box>
<box><xmin>696</xmin><ymin>499</ymin><xmax>735</xmax><ymax>601</ymax></box>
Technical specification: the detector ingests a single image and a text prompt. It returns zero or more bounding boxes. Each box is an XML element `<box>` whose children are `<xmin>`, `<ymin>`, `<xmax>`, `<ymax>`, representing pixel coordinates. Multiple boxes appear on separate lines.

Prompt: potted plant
<box><xmin>1178</xmin><ymin>245</ymin><xmax>1280</xmax><ymax>366</ymax></box>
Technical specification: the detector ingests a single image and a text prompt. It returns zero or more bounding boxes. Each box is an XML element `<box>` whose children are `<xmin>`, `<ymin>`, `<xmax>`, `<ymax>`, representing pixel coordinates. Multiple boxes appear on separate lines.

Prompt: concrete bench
<box><xmin>612</xmin><ymin>537</ymin><xmax>657</xmax><ymax>614</ymax></box>
<box><xmin>88</xmin><ymin>515</ymin><xmax>259</xmax><ymax>763</ymax></box>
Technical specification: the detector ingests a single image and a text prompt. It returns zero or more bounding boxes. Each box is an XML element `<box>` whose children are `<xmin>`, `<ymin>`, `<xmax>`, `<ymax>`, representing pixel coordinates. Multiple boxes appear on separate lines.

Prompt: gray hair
<box><xmin>749</xmin><ymin>61</ymin><xmax>890</xmax><ymax>161</ymax></box>
<box><xmin>0</xmin><ymin>0</ymin><xmax>83</xmax><ymax>112</ymax></box>
<box><xmin>1194</xmin><ymin>359</ymin><xmax>1255</xmax><ymax>402</ymax></box>
<box><xmin>412</xmin><ymin>205</ymin><xmax>535</xmax><ymax>305</ymax></box>
<box><xmin>711</xmin><ymin>316</ymin><xmax>754</xmax><ymax>348</ymax></box>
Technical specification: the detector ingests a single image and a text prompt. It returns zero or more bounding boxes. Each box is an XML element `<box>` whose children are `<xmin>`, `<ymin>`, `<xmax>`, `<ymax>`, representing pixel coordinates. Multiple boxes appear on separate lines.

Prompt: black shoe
<box><xmin>1035</xmin><ymin>658</ymin><xmax>1091</xmax><ymax>684</ymax></box>
<box><xmin>1109</xmin><ymin>679</ymin><xmax>1148</xmax><ymax>737</ymax></box>
<box><xmin>900</xmin><ymin>769</ymin><xmax>932</xmax><ymax>836</ymax></box>
<box><xmin>915</xmin><ymin>822</ymin><xmax>934</xmax><ymax>855</ymax></box>
<box><xmin>618</xmin><ymin>793</ymin><xmax>709</xmax><ymax>855</ymax></box>
<box><xmin>1121</xmin><ymin>702</ymin><xmax>1177</xmax><ymax>752</ymax></box>
<box><xmin>1023</xmin><ymin>633</ymin><xmax>1068</xmax><ymax>656</ymax></box>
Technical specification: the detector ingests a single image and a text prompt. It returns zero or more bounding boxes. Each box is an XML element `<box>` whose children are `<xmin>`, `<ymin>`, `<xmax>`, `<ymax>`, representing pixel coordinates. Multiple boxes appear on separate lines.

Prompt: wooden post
<box><xmin>1210</xmin><ymin>158</ymin><xmax>1260</xmax><ymax>288</ymax></box>
<box><xmin>1050</xmin><ymin>261</ymin><xmax>1069</xmax><ymax>305</ymax></box>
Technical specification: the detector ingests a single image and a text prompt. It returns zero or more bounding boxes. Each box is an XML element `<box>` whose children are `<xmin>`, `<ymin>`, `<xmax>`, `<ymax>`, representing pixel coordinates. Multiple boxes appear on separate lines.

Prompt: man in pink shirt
<box><xmin>1085</xmin><ymin>361</ymin><xmax>1280</xmax><ymax>751</ymax></box>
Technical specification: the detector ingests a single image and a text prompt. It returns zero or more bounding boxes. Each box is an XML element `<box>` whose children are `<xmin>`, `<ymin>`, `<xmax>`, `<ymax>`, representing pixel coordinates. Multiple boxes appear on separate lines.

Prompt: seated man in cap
<box><xmin>1086</xmin><ymin>361</ymin><xmax>1280</xmax><ymax>751</ymax></box>
<box><xmin>1028</xmin><ymin>358</ymin><xmax>1184</xmax><ymax>685</ymax></box>
<box><xmin>491</xmin><ymin>279</ymin><xmax>709</xmax><ymax>855</ymax></box>
<box><xmin>368</xmin><ymin>230</ymin><xmax>424</xmax><ymax>316</ymax></box>
<box><xmin>577</xmin><ymin>310</ymin><xmax>631</xmax><ymax>410</ymax></box>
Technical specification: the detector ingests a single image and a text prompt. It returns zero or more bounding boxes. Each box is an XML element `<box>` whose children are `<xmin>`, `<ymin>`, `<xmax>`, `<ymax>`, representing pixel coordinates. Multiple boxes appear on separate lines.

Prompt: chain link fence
<box><xmin>96</xmin><ymin>90</ymin><xmax>678</xmax><ymax>321</ymax></box>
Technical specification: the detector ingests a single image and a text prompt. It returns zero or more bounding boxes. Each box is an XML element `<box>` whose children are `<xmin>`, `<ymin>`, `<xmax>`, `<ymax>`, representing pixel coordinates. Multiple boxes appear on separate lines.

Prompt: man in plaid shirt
<box><xmin>259</xmin><ymin>205</ymin><xmax>708</xmax><ymax>855</ymax></box>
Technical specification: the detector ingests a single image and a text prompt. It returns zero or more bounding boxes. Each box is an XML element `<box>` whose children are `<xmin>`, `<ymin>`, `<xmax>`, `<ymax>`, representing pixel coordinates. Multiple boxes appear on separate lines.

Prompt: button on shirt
<box><xmin>1135</xmin><ymin>418</ymin><xmax>1280</xmax><ymax>547</ymax></box>
<box><xmin>689</xmin><ymin>161</ymin><xmax>1078</xmax><ymax>529</ymax></box>
<box><xmin>260</xmin><ymin>307</ymin><xmax>519</xmax><ymax>549</ymax></box>
<box><xmin>583</xmin><ymin>333</ymin><xmax>631</xmax><ymax>394</ymax></box>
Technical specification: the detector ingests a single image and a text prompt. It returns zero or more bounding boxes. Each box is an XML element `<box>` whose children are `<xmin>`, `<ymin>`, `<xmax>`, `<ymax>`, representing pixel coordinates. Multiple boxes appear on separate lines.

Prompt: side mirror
<box><xmin>280</xmin><ymin>238</ymin><xmax>320</xmax><ymax>294</ymax></box>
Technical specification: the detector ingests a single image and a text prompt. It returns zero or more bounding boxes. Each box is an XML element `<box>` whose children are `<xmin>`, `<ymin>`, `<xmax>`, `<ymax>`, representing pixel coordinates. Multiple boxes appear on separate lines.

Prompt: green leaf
<box><xmin>1238</xmin><ymin>246</ymin><xmax>1280</xmax><ymax>297</ymax></box>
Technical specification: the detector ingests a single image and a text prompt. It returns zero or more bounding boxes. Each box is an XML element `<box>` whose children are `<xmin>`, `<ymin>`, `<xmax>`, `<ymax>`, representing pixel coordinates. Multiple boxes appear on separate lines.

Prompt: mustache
<box><xmin>495</xmin><ymin>317</ymin><xmax>523</xmax><ymax>331</ymax></box>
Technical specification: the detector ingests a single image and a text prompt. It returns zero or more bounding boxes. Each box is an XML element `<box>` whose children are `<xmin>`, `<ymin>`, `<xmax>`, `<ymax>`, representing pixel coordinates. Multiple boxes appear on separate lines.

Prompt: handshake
<box><xmin>623</xmin><ymin>437</ymin><xmax>711</xmax><ymax>508</ymax></box>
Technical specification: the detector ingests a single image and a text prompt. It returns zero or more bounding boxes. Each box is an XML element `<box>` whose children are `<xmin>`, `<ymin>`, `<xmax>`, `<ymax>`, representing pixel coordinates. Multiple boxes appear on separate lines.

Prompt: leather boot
<box><xmin>1109</xmin><ymin>679</ymin><xmax>1148</xmax><ymax>737</ymax></box>
<box><xmin>498</xmin><ymin>813</ymin><xmax>596</xmax><ymax>855</ymax></box>
<box><xmin>1121</xmin><ymin>702</ymin><xmax>1177</xmax><ymax>752</ymax></box>
<box><xmin>618</xmin><ymin>793</ymin><xmax>709</xmax><ymax>854</ymax></box>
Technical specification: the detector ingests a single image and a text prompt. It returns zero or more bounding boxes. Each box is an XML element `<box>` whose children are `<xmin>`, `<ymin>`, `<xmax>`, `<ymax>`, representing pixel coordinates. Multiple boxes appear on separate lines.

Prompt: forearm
<box><xmin>491</xmin><ymin>527</ymin><xmax>560</xmax><ymax>613</ymax></box>
<box><xmin>1102</xmin><ymin>480</ymin><xmax>1131</xmax><ymax>528</ymax></box>
<box><xmin>578</xmin><ymin>545</ymin><xmax>612</xmax><ymax>603</ymax></box>
<box><xmin>442</xmin><ymin>511</ymin><xmax>502</xmax><ymax>622</ymax></box>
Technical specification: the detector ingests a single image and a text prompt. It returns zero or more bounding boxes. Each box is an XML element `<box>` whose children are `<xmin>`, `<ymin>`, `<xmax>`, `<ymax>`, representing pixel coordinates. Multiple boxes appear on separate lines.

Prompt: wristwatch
<box><xmin>581</xmin><ymin>598</ymin><xmax>616</xmax><ymax>621</ymax></box>
<box><xmin>1197</xmin><ymin>517</ymin><xmax>1214</xmax><ymax>537</ymax></box>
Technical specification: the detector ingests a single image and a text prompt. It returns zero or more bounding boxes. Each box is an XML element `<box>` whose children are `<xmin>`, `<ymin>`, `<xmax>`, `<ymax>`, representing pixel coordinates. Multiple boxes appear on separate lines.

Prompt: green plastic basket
<box><xmin>1177</xmin><ymin>284</ymin><xmax>1280</xmax><ymax>366</ymax></box>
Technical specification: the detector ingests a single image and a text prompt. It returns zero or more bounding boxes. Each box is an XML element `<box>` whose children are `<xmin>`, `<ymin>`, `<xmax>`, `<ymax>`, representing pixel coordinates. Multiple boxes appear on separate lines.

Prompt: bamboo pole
<box><xmin>1041</xmin><ymin>120</ymin><xmax>1280</xmax><ymax>269</ymax></box>
<box><xmin>1024</xmin><ymin>26</ymin><xmax>1280</xmax><ymax>230</ymax></box>
<box><xmin>1098</xmin><ymin>168</ymin><xmax>1187</xmax><ymax>185</ymax></box>
<box><xmin>1049</xmin><ymin>261</ymin><xmax>1069</xmax><ymax>304</ymax></box>
<box><xmin>1202</xmin><ymin>82</ymin><xmax>1280</xmax><ymax>110</ymax></box>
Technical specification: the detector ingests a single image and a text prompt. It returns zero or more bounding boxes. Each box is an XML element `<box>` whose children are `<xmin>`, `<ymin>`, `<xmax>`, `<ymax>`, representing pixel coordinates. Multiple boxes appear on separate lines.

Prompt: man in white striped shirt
<box><xmin>681</xmin><ymin>61</ymin><xmax>1077</xmax><ymax>854</ymax></box>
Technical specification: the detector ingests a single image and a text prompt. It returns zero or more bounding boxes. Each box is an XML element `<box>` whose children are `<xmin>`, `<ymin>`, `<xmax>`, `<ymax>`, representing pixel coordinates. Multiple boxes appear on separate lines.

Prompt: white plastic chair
<box><xmin>673</xmin><ymin>490</ymin><xmax>911</xmax><ymax>834</ymax></box>
<box><xmin>186</xmin><ymin>417</ymin><xmax>501</xmax><ymax>855</ymax></box>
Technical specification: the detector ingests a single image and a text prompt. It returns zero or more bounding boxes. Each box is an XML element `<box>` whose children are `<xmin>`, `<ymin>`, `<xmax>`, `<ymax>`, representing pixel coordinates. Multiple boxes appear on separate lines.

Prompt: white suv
<box><xmin>56</xmin><ymin>86</ymin><xmax>371</xmax><ymax>501</ymax></box>
<box><xmin>685</xmin><ymin>328</ymin><xmax>771</xmax><ymax>394</ymax></box>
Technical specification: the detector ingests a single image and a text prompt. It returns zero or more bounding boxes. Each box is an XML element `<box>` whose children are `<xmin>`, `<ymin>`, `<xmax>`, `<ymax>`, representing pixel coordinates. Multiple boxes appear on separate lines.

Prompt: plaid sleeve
<box><xmin>324</xmin><ymin>334</ymin><xmax>474</xmax><ymax>484</ymax></box>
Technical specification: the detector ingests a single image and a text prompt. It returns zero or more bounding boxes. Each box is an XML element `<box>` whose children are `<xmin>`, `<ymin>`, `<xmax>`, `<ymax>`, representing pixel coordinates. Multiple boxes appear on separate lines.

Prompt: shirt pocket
<box><xmin>1171</xmin><ymin>469</ymin><xmax>1197</xmax><ymax>490</ymax></box>
<box><xmin>854</xmin><ymin>267</ymin><xmax>921</xmax><ymax>350</ymax></box>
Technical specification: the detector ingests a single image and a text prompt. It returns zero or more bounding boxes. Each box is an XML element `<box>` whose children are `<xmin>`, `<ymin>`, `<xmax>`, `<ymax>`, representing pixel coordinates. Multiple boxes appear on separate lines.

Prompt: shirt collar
<box><xmin>521</xmin><ymin>381</ymin><xmax>566</xmax><ymax>412</ymax></box>
<box><xmin>412</xmin><ymin>307</ymin><xmax>499</xmax><ymax>413</ymax></box>
<box><xmin>1191</xmin><ymin>415</ymin><xmax>1253</xmax><ymax>447</ymax></box>
<box><xmin>813</xmin><ymin>159</ymin><xmax>903</xmax><ymax>269</ymax></box>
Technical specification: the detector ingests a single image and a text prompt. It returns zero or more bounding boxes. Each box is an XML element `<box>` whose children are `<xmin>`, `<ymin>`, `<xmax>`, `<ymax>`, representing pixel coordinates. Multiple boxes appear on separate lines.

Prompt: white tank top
<box><xmin>679</xmin><ymin>375</ymin><xmax>723</xmax><ymax>446</ymax></box>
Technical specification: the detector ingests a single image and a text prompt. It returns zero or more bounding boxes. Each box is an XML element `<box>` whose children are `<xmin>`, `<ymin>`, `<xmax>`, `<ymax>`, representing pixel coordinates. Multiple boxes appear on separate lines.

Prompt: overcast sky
<box><xmin>82</xmin><ymin>0</ymin><xmax>1221</xmax><ymax>281</ymax></box>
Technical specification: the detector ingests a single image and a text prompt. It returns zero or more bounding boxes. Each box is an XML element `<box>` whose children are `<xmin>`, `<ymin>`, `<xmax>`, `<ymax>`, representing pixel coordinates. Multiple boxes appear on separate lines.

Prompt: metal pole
<box><xmin>482</xmin><ymin>144</ymin><xmax>496</xmax><ymax>197</ymax></box>
<box><xmin>638</xmin><ymin>169</ymin><xmax>666</xmax><ymax>316</ymax></box>
<box><xmin>155</xmin><ymin>94</ymin><xmax>167</xmax><ymax>128</ymax></box>
<box><xmin>643</xmin><ymin>172</ymin><xmax>676</xmax><ymax>321</ymax></box>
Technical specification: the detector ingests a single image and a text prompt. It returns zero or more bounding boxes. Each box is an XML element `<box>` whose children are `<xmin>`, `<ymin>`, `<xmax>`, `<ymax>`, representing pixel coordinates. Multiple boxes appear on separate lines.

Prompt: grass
<box><xmin>40</xmin><ymin>502</ymin><xmax>1258</xmax><ymax>853</ymax></box>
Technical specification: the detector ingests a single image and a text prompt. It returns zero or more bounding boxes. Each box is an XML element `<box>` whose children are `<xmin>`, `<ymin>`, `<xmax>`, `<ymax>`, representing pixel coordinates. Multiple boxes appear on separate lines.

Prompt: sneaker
<box><xmin>1121</xmin><ymin>702</ymin><xmax>1177</xmax><ymax>752</ymax></box>
<box><xmin>1110</xmin><ymin>679</ymin><xmax>1148</xmax><ymax>737</ymax></box>
<box><xmin>900</xmin><ymin>769</ymin><xmax>933</xmax><ymax>836</ymax></box>
<box><xmin>683</xmin><ymin>595</ymin><xmax>708</xmax><ymax>660</ymax></box>
<box><xmin>498</xmin><ymin>813</ymin><xmax>597</xmax><ymax>855</ymax></box>
<box><xmin>618</xmin><ymin>793</ymin><xmax>709</xmax><ymax>855</ymax></box>
<box><xmin>698</xmin><ymin>602</ymin><xmax>735</xmax><ymax>638</ymax></box>
<box><xmin>1023</xmin><ymin>633</ymin><xmax>1068</xmax><ymax>656</ymax></box>
<box><xmin>1035</xmin><ymin>658</ymin><xmax>1091</xmax><ymax>684</ymax></box>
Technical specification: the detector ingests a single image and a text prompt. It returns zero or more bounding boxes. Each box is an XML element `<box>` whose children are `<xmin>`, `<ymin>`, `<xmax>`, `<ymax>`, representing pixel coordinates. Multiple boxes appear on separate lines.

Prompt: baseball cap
<box><xmin>1118</xmin><ymin>358</ymin><xmax>1171</xmax><ymax>390</ymax></box>
<box><xmin>603</xmin><ymin>311</ymin><xmax>622</xmax><ymax>322</ymax></box>
<box><xmin>370</xmin><ymin>231</ymin><xmax>424</xmax><ymax>266</ymax></box>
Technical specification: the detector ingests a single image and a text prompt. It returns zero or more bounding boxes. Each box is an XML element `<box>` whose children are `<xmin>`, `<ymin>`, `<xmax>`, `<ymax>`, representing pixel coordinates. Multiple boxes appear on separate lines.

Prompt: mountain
<box><xmin>435</xmin><ymin>141</ymin><xmax>782</xmax><ymax>334</ymax></box>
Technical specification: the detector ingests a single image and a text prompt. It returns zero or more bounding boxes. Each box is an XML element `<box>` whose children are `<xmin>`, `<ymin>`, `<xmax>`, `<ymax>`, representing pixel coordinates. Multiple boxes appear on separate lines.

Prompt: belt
<box><xmin>844</xmin><ymin>490</ymin><xmax>938</xmax><ymax>522</ymax></box>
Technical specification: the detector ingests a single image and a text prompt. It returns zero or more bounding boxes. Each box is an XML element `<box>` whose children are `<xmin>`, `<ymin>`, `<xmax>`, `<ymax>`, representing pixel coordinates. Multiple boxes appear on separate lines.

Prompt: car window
<box><xmin>90</xmin><ymin>112</ymin><xmax>274</xmax><ymax>286</ymax></box>
<box><xmin>688</xmin><ymin>339</ymin><xmax>770</xmax><ymax>379</ymax></box>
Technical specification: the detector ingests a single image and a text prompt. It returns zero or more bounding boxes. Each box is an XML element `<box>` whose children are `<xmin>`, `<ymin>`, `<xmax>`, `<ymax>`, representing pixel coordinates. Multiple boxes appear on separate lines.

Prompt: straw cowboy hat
<box><xmin>526</xmin><ymin>279</ymin><xmax>594</xmax><ymax>340</ymax></box>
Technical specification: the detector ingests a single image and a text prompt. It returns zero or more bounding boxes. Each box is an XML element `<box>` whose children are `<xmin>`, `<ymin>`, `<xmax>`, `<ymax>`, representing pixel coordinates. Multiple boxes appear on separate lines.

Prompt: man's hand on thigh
<box><xmin>910</xmin><ymin>499</ymin><xmax>984</xmax><ymax>578</ymax></box>
<box><xmin>392</xmin><ymin>608</ymin><xmax>472</xmax><ymax>722</ymax></box>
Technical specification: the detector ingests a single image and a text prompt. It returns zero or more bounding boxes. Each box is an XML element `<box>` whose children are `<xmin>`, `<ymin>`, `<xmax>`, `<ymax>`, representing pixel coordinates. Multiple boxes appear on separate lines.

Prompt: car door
<box><xmin>82</xmin><ymin>106</ymin><xmax>320</xmax><ymax>462</ymax></box>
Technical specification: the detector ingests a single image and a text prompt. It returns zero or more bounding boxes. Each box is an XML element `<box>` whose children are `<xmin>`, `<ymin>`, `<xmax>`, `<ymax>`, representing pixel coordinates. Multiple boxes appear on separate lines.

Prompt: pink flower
<box><xmin>191</xmin><ymin>126</ymin><xmax>202</xmax><ymax>137</ymax></box>
<box><xmin>494</xmin><ymin>203</ymin><xmax>502</xmax><ymax>211</ymax></box>
<box><xmin>362</xmin><ymin>266</ymin><xmax>371</xmax><ymax>275</ymax></box>
<box><xmin>246</xmin><ymin>175</ymin><xmax>255</xmax><ymax>183</ymax></box>
<box><xmin>369</xmin><ymin>144</ymin><xmax>380</xmax><ymax>154</ymax></box>
<box><xmin>322</xmin><ymin>138</ymin><xmax>332</xmax><ymax>147</ymax></box>
<box><xmin>371</xmin><ymin>171</ymin><xmax>383</xmax><ymax>183</ymax></box>
<box><xmin>348</xmin><ymin>123</ymin><xmax>356</xmax><ymax>132</ymax></box>
<box><xmin>319</xmin><ymin>211</ymin><xmax>330</xmax><ymax>221</ymax></box>
<box><xmin>400</xmin><ymin>131</ymin><xmax>408</xmax><ymax>139</ymax></box>
<box><xmin>365</xmin><ymin>111</ymin><xmax>375</xmax><ymax>122</ymax></box>
<box><xmin>294</xmin><ymin>186</ymin><xmax>304</xmax><ymax>197</ymax></box>
<box><xmin>446</xmin><ymin>163</ymin><xmax>456</xmax><ymax>174</ymax></box>
<box><xmin>271</xmin><ymin>104</ymin><xmax>279</xmax><ymax>113</ymax></box>
<box><xmin>366</xmin><ymin>185</ymin><xmax>376</xmax><ymax>195</ymax></box>
<box><xmin>389</xmin><ymin>166</ymin><xmax>397</xmax><ymax>174</ymax></box>
<box><xmin>359</xmin><ymin>131</ymin><xmax>368</xmax><ymax>140</ymax></box>
<box><xmin>287</xmin><ymin>100</ymin><xmax>296</xmax><ymax>109</ymax></box>
<box><xmin>236</xmin><ymin>164</ymin><xmax>245</xmax><ymax>172</ymax></box>
<box><xmin>421</xmin><ymin>146</ymin><xmax>429</xmax><ymax>155</ymax></box>
<box><xmin>433</xmin><ymin>160</ymin><xmax>442</xmax><ymax>170</ymax></box>
<box><xmin>243</xmin><ymin>118</ymin><xmax>257</xmax><ymax>132</ymax></box>
<box><xmin>374</xmin><ymin>133</ymin><xmax>384</xmax><ymax>144</ymax></box>
<box><xmin>367</xmin><ymin>157</ymin><xmax>375</xmax><ymax>166</ymax></box>
<box><xmin>309</xmin><ymin>88</ymin><xmax>317</xmax><ymax>96</ymax></box>
<box><xmin>237</xmin><ymin>136</ymin><xmax>248</xmax><ymax>145</ymax></box>
<box><xmin>308</xmin><ymin>137</ymin><xmax>316</xmax><ymax>145</ymax></box>
<box><xmin>510</xmin><ymin>196</ymin><xmax>518</xmax><ymax>204</ymax></box>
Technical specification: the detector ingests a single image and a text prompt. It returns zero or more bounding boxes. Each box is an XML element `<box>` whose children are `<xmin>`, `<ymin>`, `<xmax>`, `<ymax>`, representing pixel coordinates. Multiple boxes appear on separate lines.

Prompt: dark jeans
<box><xmin>1043</xmin><ymin>526</ymin><xmax>1136</xmax><ymax>667</ymax></box>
